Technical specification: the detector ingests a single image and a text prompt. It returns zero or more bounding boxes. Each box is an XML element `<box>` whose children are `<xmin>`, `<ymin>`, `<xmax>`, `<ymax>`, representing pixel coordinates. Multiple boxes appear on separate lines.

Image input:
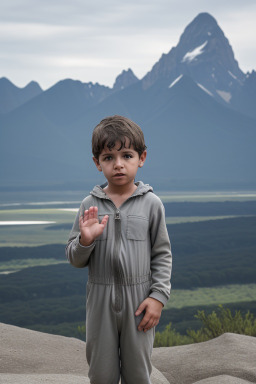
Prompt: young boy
<box><xmin>66</xmin><ymin>115</ymin><xmax>172</xmax><ymax>384</ymax></box>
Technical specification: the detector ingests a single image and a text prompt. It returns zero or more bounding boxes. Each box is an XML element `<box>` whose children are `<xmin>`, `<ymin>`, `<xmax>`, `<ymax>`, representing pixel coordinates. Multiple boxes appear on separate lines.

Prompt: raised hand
<box><xmin>79</xmin><ymin>206</ymin><xmax>109</xmax><ymax>246</ymax></box>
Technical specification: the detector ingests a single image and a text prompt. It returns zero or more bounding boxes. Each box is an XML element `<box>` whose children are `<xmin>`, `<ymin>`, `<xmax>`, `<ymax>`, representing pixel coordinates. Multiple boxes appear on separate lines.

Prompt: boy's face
<box><xmin>93</xmin><ymin>140</ymin><xmax>147</xmax><ymax>190</ymax></box>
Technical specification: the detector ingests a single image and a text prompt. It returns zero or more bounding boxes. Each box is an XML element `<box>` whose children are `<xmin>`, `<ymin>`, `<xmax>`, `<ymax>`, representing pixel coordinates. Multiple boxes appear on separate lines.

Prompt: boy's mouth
<box><xmin>114</xmin><ymin>173</ymin><xmax>125</xmax><ymax>177</ymax></box>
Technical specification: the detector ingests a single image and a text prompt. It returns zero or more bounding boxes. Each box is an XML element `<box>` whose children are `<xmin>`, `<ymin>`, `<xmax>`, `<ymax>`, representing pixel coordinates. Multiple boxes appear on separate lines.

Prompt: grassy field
<box><xmin>165</xmin><ymin>284</ymin><xmax>256</xmax><ymax>309</ymax></box>
<box><xmin>159</xmin><ymin>192</ymin><xmax>256</xmax><ymax>202</ymax></box>
<box><xmin>0</xmin><ymin>258</ymin><xmax>66</xmax><ymax>273</ymax></box>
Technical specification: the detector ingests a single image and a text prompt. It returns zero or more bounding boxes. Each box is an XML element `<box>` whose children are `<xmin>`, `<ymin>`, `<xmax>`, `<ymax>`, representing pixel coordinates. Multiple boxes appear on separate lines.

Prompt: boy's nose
<box><xmin>114</xmin><ymin>157</ymin><xmax>123</xmax><ymax>169</ymax></box>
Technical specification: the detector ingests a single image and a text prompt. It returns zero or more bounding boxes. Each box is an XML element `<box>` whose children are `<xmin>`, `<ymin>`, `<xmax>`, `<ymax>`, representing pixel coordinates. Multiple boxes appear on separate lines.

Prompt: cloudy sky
<box><xmin>1</xmin><ymin>0</ymin><xmax>255</xmax><ymax>90</ymax></box>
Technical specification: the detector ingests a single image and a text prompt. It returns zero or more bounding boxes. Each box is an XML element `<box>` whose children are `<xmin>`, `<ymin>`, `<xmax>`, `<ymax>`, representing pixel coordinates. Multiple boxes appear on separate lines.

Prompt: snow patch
<box><xmin>228</xmin><ymin>71</ymin><xmax>237</xmax><ymax>80</ymax></box>
<box><xmin>0</xmin><ymin>221</ymin><xmax>56</xmax><ymax>226</ymax></box>
<box><xmin>197</xmin><ymin>83</ymin><xmax>213</xmax><ymax>97</ymax></box>
<box><xmin>182</xmin><ymin>41</ymin><xmax>208</xmax><ymax>63</ymax></box>
<box><xmin>169</xmin><ymin>75</ymin><xmax>183</xmax><ymax>88</ymax></box>
<box><xmin>216</xmin><ymin>90</ymin><xmax>232</xmax><ymax>103</ymax></box>
<box><xmin>208</xmin><ymin>32</ymin><xmax>212</xmax><ymax>36</ymax></box>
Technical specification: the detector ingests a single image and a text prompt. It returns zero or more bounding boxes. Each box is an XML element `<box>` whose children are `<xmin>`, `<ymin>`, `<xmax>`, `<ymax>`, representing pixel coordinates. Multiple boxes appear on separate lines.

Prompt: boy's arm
<box><xmin>66</xmin><ymin>197</ymin><xmax>109</xmax><ymax>267</ymax></box>
<box><xmin>66</xmin><ymin>202</ymin><xmax>95</xmax><ymax>268</ymax></box>
<box><xmin>136</xmin><ymin>198</ymin><xmax>172</xmax><ymax>331</ymax></box>
<box><xmin>135</xmin><ymin>200</ymin><xmax>172</xmax><ymax>332</ymax></box>
<box><xmin>149</xmin><ymin>199</ymin><xmax>172</xmax><ymax>305</ymax></box>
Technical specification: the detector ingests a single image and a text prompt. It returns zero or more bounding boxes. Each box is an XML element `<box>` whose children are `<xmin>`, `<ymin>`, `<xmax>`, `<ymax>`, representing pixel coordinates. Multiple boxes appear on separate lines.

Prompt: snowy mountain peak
<box><xmin>142</xmin><ymin>12</ymin><xmax>245</xmax><ymax>104</ymax></box>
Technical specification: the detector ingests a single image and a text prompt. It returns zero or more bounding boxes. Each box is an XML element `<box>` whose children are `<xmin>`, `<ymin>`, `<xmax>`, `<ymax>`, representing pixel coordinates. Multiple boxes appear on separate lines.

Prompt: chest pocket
<box><xmin>127</xmin><ymin>215</ymin><xmax>149</xmax><ymax>241</ymax></box>
<box><xmin>95</xmin><ymin>214</ymin><xmax>109</xmax><ymax>241</ymax></box>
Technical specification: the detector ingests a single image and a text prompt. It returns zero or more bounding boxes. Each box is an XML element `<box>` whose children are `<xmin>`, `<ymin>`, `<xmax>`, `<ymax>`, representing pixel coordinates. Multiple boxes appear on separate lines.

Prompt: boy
<box><xmin>66</xmin><ymin>115</ymin><xmax>172</xmax><ymax>384</ymax></box>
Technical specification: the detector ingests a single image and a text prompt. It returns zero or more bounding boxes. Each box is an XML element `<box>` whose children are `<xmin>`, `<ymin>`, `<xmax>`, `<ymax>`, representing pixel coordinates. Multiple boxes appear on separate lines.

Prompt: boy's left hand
<box><xmin>135</xmin><ymin>297</ymin><xmax>163</xmax><ymax>332</ymax></box>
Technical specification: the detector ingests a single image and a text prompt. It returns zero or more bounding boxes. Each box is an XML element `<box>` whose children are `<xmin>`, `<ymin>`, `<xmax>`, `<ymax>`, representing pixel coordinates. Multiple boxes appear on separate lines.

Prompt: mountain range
<box><xmin>0</xmin><ymin>12</ymin><xmax>255</xmax><ymax>190</ymax></box>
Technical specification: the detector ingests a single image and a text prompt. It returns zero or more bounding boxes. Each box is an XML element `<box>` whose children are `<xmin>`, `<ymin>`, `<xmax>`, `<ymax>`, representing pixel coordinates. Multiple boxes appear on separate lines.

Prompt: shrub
<box><xmin>154</xmin><ymin>323</ymin><xmax>192</xmax><ymax>347</ymax></box>
<box><xmin>187</xmin><ymin>305</ymin><xmax>256</xmax><ymax>342</ymax></box>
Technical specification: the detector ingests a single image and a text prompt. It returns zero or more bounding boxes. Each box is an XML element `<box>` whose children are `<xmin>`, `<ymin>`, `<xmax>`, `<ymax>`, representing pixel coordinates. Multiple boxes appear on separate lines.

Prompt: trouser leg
<box><xmin>86</xmin><ymin>283</ymin><xmax>120</xmax><ymax>384</ymax></box>
<box><xmin>119</xmin><ymin>282</ymin><xmax>154</xmax><ymax>384</ymax></box>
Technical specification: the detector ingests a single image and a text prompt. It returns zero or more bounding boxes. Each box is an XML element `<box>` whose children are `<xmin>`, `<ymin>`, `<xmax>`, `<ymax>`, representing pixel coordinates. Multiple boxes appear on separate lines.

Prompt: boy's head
<box><xmin>92</xmin><ymin>115</ymin><xmax>146</xmax><ymax>160</ymax></box>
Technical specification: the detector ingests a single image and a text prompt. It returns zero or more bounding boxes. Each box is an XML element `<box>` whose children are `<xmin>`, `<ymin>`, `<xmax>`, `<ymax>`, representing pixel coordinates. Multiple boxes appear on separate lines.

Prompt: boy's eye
<box><xmin>124</xmin><ymin>154</ymin><xmax>132</xmax><ymax>159</ymax></box>
<box><xmin>104</xmin><ymin>156</ymin><xmax>112</xmax><ymax>161</ymax></box>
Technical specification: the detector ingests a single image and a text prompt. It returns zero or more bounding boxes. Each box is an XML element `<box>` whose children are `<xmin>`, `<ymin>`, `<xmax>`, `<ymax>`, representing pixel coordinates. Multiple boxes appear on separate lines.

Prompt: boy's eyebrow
<box><xmin>101</xmin><ymin>148</ymin><xmax>135</xmax><ymax>156</ymax></box>
<box><xmin>101</xmin><ymin>153</ymin><xmax>112</xmax><ymax>157</ymax></box>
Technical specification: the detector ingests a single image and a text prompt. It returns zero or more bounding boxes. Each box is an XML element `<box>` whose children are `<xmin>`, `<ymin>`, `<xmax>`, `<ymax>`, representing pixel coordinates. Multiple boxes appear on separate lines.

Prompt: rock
<box><xmin>0</xmin><ymin>322</ymin><xmax>88</xmax><ymax>375</ymax></box>
<box><xmin>152</xmin><ymin>333</ymin><xmax>256</xmax><ymax>384</ymax></box>
<box><xmin>0</xmin><ymin>323</ymin><xmax>167</xmax><ymax>383</ymax></box>
<box><xmin>193</xmin><ymin>375</ymin><xmax>252</xmax><ymax>384</ymax></box>
<box><xmin>0</xmin><ymin>374</ymin><xmax>90</xmax><ymax>384</ymax></box>
<box><xmin>1</xmin><ymin>323</ymin><xmax>255</xmax><ymax>384</ymax></box>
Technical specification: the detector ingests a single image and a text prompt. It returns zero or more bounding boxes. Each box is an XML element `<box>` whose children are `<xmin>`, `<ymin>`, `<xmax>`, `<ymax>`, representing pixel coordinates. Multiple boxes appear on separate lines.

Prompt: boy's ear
<box><xmin>139</xmin><ymin>150</ymin><xmax>147</xmax><ymax>168</ymax></box>
<box><xmin>93</xmin><ymin>157</ymin><xmax>102</xmax><ymax>172</ymax></box>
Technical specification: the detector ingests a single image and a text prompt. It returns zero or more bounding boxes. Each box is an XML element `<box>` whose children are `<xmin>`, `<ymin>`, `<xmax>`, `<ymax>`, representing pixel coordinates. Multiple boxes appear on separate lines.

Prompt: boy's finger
<box><xmin>88</xmin><ymin>207</ymin><xmax>95</xmax><ymax>218</ymax></box>
<box><xmin>135</xmin><ymin>301</ymin><xmax>146</xmax><ymax>316</ymax></box>
<box><xmin>93</xmin><ymin>206</ymin><xmax>98</xmax><ymax>217</ymax></box>
<box><xmin>143</xmin><ymin>319</ymin><xmax>154</xmax><ymax>332</ymax></box>
<box><xmin>138</xmin><ymin>315</ymin><xmax>150</xmax><ymax>331</ymax></box>
<box><xmin>100</xmin><ymin>215</ymin><xmax>109</xmax><ymax>227</ymax></box>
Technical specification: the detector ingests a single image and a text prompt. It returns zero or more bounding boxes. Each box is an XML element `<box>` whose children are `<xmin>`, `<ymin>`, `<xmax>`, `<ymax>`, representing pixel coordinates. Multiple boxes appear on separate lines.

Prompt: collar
<box><xmin>90</xmin><ymin>181</ymin><xmax>153</xmax><ymax>200</ymax></box>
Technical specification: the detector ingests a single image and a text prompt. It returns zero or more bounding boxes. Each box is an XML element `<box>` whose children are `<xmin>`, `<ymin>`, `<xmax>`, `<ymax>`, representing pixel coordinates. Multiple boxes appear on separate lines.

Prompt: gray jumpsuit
<box><xmin>66</xmin><ymin>181</ymin><xmax>172</xmax><ymax>384</ymax></box>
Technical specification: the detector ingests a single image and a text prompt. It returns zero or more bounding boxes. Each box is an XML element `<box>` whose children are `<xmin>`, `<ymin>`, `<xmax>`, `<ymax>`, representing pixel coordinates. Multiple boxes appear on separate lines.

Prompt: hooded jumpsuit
<box><xmin>66</xmin><ymin>181</ymin><xmax>172</xmax><ymax>384</ymax></box>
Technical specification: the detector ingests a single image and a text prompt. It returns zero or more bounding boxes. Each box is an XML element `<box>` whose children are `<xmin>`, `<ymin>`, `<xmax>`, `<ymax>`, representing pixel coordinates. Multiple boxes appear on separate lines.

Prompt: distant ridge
<box><xmin>0</xmin><ymin>77</ymin><xmax>42</xmax><ymax>114</ymax></box>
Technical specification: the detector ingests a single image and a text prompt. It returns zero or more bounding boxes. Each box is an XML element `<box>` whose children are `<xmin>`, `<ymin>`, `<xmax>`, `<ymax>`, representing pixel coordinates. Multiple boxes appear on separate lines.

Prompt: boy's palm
<box><xmin>79</xmin><ymin>206</ymin><xmax>108</xmax><ymax>246</ymax></box>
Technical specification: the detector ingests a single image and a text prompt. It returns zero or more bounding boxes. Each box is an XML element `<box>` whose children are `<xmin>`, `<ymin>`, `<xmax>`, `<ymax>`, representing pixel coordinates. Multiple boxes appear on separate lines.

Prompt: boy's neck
<box><xmin>103</xmin><ymin>182</ymin><xmax>137</xmax><ymax>208</ymax></box>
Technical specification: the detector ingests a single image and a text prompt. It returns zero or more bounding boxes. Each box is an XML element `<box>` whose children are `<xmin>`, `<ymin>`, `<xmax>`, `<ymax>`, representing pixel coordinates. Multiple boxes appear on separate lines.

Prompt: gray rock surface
<box><xmin>0</xmin><ymin>322</ymin><xmax>88</xmax><ymax>375</ymax></box>
<box><xmin>1</xmin><ymin>323</ymin><xmax>256</xmax><ymax>384</ymax></box>
<box><xmin>152</xmin><ymin>333</ymin><xmax>256</xmax><ymax>384</ymax></box>
<box><xmin>193</xmin><ymin>375</ymin><xmax>253</xmax><ymax>384</ymax></box>
<box><xmin>0</xmin><ymin>323</ymin><xmax>168</xmax><ymax>383</ymax></box>
<box><xmin>0</xmin><ymin>374</ymin><xmax>90</xmax><ymax>384</ymax></box>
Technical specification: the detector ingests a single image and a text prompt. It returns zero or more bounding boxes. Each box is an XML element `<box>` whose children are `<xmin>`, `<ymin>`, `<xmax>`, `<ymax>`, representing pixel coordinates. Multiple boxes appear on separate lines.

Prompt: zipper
<box><xmin>113</xmin><ymin>208</ymin><xmax>122</xmax><ymax>312</ymax></box>
<box><xmin>115</xmin><ymin>210</ymin><xmax>120</xmax><ymax>220</ymax></box>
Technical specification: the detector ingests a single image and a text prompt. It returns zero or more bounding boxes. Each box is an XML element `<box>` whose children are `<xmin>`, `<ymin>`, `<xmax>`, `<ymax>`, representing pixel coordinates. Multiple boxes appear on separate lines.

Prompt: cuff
<box><xmin>67</xmin><ymin>235</ymin><xmax>95</xmax><ymax>268</ymax></box>
<box><xmin>149</xmin><ymin>291</ymin><xmax>168</xmax><ymax>307</ymax></box>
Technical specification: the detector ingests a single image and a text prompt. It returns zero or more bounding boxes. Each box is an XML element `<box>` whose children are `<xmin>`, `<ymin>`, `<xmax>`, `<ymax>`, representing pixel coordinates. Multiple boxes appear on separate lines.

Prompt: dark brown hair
<box><xmin>92</xmin><ymin>115</ymin><xmax>147</xmax><ymax>159</ymax></box>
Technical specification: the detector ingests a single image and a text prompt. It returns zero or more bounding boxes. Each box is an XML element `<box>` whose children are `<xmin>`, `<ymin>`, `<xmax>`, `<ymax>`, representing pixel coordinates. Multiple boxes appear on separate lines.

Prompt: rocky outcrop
<box><xmin>0</xmin><ymin>323</ymin><xmax>167</xmax><ymax>383</ymax></box>
<box><xmin>152</xmin><ymin>333</ymin><xmax>256</xmax><ymax>384</ymax></box>
<box><xmin>1</xmin><ymin>323</ymin><xmax>255</xmax><ymax>383</ymax></box>
<box><xmin>113</xmin><ymin>68</ymin><xmax>139</xmax><ymax>92</ymax></box>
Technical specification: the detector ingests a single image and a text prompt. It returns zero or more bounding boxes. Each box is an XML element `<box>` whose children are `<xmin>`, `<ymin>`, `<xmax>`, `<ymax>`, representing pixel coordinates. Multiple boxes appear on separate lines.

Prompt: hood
<box><xmin>90</xmin><ymin>181</ymin><xmax>153</xmax><ymax>199</ymax></box>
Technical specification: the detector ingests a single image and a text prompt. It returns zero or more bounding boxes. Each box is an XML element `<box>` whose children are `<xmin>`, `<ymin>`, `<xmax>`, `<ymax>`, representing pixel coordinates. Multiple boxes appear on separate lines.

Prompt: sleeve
<box><xmin>65</xmin><ymin>200</ymin><xmax>96</xmax><ymax>268</ymax></box>
<box><xmin>149</xmin><ymin>198</ymin><xmax>172</xmax><ymax>306</ymax></box>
